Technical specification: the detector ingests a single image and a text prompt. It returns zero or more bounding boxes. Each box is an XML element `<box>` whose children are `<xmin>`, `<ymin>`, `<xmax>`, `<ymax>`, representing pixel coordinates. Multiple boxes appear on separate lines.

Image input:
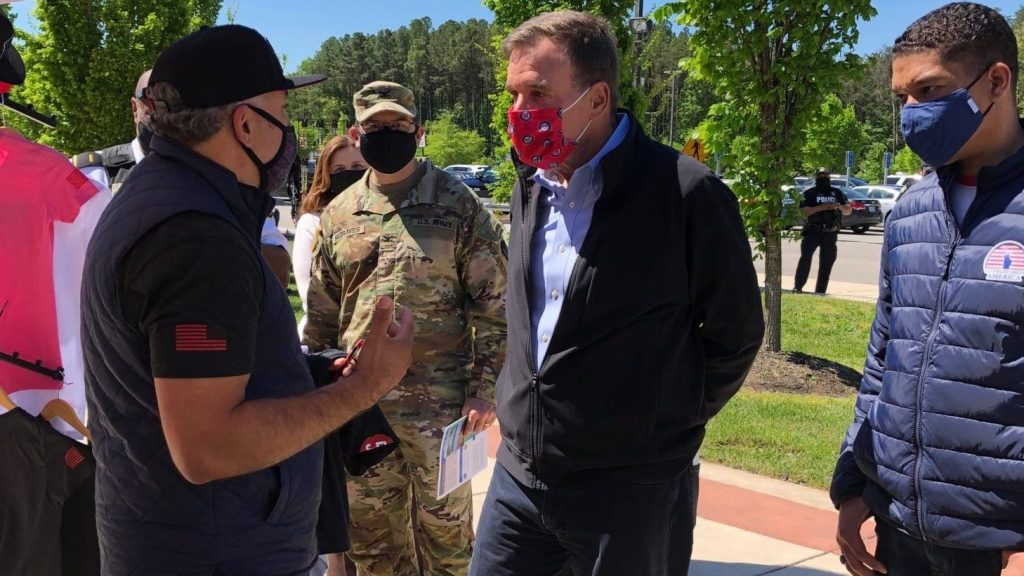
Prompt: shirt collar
<box><xmin>536</xmin><ymin>113</ymin><xmax>630</xmax><ymax>190</ymax></box>
<box><xmin>588</xmin><ymin>113</ymin><xmax>630</xmax><ymax>169</ymax></box>
<box><xmin>130</xmin><ymin>138</ymin><xmax>146</xmax><ymax>164</ymax></box>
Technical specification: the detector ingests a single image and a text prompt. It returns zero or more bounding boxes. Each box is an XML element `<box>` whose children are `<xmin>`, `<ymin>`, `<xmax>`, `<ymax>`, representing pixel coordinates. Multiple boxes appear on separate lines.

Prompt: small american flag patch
<box><xmin>65</xmin><ymin>447</ymin><xmax>84</xmax><ymax>469</ymax></box>
<box><xmin>66</xmin><ymin>169</ymin><xmax>89</xmax><ymax>189</ymax></box>
<box><xmin>174</xmin><ymin>324</ymin><xmax>228</xmax><ymax>352</ymax></box>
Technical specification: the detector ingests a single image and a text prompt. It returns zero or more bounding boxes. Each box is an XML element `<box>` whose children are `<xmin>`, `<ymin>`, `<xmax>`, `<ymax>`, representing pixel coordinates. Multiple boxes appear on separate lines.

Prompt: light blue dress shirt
<box><xmin>530</xmin><ymin>114</ymin><xmax>629</xmax><ymax>368</ymax></box>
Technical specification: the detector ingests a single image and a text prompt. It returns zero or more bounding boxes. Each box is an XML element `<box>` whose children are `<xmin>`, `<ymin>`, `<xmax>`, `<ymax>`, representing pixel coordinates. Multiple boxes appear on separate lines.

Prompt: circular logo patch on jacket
<box><xmin>360</xmin><ymin>434</ymin><xmax>396</xmax><ymax>453</ymax></box>
<box><xmin>983</xmin><ymin>241</ymin><xmax>1024</xmax><ymax>282</ymax></box>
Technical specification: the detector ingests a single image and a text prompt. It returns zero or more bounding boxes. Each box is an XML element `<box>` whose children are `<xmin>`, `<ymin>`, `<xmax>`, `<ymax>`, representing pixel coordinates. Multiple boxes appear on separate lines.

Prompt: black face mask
<box><xmin>238</xmin><ymin>104</ymin><xmax>298</xmax><ymax>193</ymax></box>
<box><xmin>816</xmin><ymin>178</ymin><xmax>830</xmax><ymax>189</ymax></box>
<box><xmin>358</xmin><ymin>128</ymin><xmax>418</xmax><ymax>174</ymax></box>
<box><xmin>136</xmin><ymin>119</ymin><xmax>155</xmax><ymax>155</ymax></box>
<box><xmin>329</xmin><ymin>169</ymin><xmax>366</xmax><ymax>196</ymax></box>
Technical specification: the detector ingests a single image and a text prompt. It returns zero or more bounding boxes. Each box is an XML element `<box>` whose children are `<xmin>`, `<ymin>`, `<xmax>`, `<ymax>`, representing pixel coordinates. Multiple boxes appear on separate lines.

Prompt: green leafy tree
<box><xmin>1012</xmin><ymin>7</ymin><xmax>1024</xmax><ymax>105</ymax></box>
<box><xmin>287</xmin><ymin>18</ymin><xmax>497</xmax><ymax>151</ymax></box>
<box><xmin>891</xmin><ymin>145</ymin><xmax>922</xmax><ymax>175</ymax></box>
<box><xmin>801</xmin><ymin>93</ymin><xmax>869</xmax><ymax>174</ymax></box>
<box><xmin>423</xmin><ymin>111</ymin><xmax>487</xmax><ymax>167</ymax></box>
<box><xmin>490</xmin><ymin>159</ymin><xmax>519</xmax><ymax>204</ymax></box>
<box><xmin>654</xmin><ymin>0</ymin><xmax>876</xmax><ymax>351</ymax></box>
<box><xmin>7</xmin><ymin>0</ymin><xmax>220</xmax><ymax>153</ymax></box>
<box><xmin>856</xmin><ymin>141</ymin><xmax>889</xmax><ymax>184</ymax></box>
<box><xmin>638</xmin><ymin>23</ymin><xmax>717</xmax><ymax>146</ymax></box>
<box><xmin>839</xmin><ymin>47</ymin><xmax>900</xmax><ymax>151</ymax></box>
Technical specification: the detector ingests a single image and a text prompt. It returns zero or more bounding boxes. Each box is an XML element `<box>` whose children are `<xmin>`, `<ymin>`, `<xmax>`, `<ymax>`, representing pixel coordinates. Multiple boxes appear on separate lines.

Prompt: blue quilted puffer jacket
<box><xmin>831</xmin><ymin>149</ymin><xmax>1024</xmax><ymax>551</ymax></box>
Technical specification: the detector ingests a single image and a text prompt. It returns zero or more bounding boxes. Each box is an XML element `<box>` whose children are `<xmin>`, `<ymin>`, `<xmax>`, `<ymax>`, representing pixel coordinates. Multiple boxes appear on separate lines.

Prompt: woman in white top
<box><xmin>293</xmin><ymin>135</ymin><xmax>366</xmax><ymax>338</ymax></box>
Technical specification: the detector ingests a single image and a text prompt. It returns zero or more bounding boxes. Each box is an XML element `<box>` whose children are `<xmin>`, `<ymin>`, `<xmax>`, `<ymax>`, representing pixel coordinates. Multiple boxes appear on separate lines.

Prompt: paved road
<box><xmin>751</xmin><ymin>228</ymin><xmax>884</xmax><ymax>289</ymax></box>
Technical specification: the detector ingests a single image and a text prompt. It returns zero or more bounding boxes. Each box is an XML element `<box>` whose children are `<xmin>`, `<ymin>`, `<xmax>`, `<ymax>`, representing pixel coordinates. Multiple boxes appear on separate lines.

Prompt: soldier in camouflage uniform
<box><xmin>304</xmin><ymin>81</ymin><xmax>508</xmax><ymax>576</ymax></box>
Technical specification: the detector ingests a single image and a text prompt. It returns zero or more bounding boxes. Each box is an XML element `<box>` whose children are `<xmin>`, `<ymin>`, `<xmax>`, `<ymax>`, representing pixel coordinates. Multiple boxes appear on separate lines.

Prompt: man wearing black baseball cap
<box><xmin>81</xmin><ymin>25</ymin><xmax>414</xmax><ymax>576</ymax></box>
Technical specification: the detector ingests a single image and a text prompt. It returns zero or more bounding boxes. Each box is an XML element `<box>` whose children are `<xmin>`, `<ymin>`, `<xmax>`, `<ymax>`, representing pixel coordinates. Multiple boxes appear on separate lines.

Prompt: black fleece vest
<box><xmin>81</xmin><ymin>136</ymin><xmax>321</xmax><ymax>576</ymax></box>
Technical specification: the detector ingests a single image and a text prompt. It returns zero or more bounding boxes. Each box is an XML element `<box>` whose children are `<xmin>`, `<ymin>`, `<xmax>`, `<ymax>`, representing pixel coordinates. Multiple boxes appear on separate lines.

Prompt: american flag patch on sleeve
<box><xmin>174</xmin><ymin>324</ymin><xmax>228</xmax><ymax>352</ymax></box>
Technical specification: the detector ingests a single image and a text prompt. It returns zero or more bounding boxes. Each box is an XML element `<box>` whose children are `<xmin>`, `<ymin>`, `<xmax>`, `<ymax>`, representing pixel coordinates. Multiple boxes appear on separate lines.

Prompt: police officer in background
<box><xmin>72</xmin><ymin>69</ymin><xmax>153</xmax><ymax>193</ymax></box>
<box><xmin>793</xmin><ymin>168</ymin><xmax>852</xmax><ymax>295</ymax></box>
<box><xmin>72</xmin><ymin>68</ymin><xmax>294</xmax><ymax>286</ymax></box>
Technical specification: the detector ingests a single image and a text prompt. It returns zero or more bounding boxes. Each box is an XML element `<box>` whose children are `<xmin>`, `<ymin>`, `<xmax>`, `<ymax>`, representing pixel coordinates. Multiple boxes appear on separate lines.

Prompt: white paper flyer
<box><xmin>437</xmin><ymin>416</ymin><xmax>488</xmax><ymax>498</ymax></box>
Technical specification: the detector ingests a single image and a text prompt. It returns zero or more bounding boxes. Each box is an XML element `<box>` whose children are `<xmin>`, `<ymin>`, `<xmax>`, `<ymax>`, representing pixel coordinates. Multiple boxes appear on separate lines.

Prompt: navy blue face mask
<box><xmin>900</xmin><ymin>67</ymin><xmax>995</xmax><ymax>168</ymax></box>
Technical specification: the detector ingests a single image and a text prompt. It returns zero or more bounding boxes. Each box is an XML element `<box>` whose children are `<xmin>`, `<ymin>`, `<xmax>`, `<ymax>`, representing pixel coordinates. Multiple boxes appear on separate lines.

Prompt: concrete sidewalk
<box><xmin>470</xmin><ymin>428</ymin><xmax>868</xmax><ymax>576</ymax></box>
<box><xmin>758</xmin><ymin>273</ymin><xmax>878</xmax><ymax>303</ymax></box>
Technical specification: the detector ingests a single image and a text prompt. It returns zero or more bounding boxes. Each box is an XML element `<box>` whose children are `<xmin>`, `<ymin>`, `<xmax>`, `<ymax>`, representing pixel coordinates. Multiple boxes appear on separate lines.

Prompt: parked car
<box><xmin>783</xmin><ymin>186</ymin><xmax>883</xmax><ymax>233</ymax></box>
<box><xmin>451</xmin><ymin>171</ymin><xmax>490</xmax><ymax>196</ymax></box>
<box><xmin>841</xmin><ymin>188</ymin><xmax>884</xmax><ymax>233</ymax></box>
<box><xmin>833</xmin><ymin>176</ymin><xmax>868</xmax><ymax>188</ymax></box>
<box><xmin>794</xmin><ymin>175</ymin><xmax>868</xmax><ymax>188</ymax></box>
<box><xmin>884</xmin><ymin>173</ymin><xmax>922</xmax><ymax>192</ymax></box>
<box><xmin>444</xmin><ymin>164</ymin><xmax>490</xmax><ymax>176</ymax></box>
<box><xmin>450</xmin><ymin>169</ymin><xmax>512</xmax><ymax>215</ymax></box>
<box><xmin>854</xmin><ymin>185</ymin><xmax>902</xmax><ymax>224</ymax></box>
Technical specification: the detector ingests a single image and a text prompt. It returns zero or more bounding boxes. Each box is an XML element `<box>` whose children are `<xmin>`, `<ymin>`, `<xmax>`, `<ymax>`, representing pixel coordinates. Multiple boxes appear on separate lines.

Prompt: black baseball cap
<box><xmin>0</xmin><ymin>12</ymin><xmax>26</xmax><ymax>86</ymax></box>
<box><xmin>148</xmin><ymin>24</ymin><xmax>324</xmax><ymax>110</ymax></box>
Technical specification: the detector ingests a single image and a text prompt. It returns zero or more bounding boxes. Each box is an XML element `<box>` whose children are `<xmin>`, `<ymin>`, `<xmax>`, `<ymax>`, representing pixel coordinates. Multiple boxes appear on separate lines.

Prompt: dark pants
<box><xmin>794</xmin><ymin>228</ymin><xmax>838</xmax><ymax>293</ymax></box>
<box><xmin>470</xmin><ymin>462</ymin><xmax>698</xmax><ymax>576</ymax></box>
<box><xmin>874</xmin><ymin>519</ymin><xmax>1002</xmax><ymax>576</ymax></box>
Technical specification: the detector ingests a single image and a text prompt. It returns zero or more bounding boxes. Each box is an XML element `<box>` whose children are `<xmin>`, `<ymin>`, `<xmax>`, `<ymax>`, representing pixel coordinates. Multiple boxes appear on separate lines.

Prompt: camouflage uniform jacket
<box><xmin>304</xmin><ymin>159</ymin><xmax>508</xmax><ymax>404</ymax></box>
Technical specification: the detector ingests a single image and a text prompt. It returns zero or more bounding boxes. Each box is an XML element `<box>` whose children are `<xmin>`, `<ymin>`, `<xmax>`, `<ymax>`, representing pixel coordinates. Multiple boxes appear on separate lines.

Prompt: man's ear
<box><xmin>589</xmin><ymin>82</ymin><xmax>611</xmax><ymax>118</ymax></box>
<box><xmin>416</xmin><ymin>125</ymin><xmax>425</xmax><ymax>140</ymax></box>
<box><xmin>989</xmin><ymin>62</ymin><xmax>1014</xmax><ymax>102</ymax></box>
<box><xmin>232</xmin><ymin>104</ymin><xmax>254</xmax><ymax>147</ymax></box>
<box><xmin>348</xmin><ymin>126</ymin><xmax>360</xmax><ymax>145</ymax></box>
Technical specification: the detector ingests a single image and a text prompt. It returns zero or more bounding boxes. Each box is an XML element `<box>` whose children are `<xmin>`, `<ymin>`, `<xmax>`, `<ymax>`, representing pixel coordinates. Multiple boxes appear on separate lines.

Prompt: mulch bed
<box><xmin>744</xmin><ymin>350</ymin><xmax>861</xmax><ymax>397</ymax></box>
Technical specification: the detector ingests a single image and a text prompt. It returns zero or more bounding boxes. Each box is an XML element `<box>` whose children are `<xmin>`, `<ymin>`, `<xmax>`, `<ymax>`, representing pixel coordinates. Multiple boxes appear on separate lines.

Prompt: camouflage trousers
<box><xmin>347</xmin><ymin>394</ymin><xmax>474</xmax><ymax>576</ymax></box>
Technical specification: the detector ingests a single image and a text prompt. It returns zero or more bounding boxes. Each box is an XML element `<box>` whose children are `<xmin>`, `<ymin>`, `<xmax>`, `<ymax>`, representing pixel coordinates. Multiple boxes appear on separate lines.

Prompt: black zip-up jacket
<box><xmin>496</xmin><ymin>112</ymin><xmax>765</xmax><ymax>488</ymax></box>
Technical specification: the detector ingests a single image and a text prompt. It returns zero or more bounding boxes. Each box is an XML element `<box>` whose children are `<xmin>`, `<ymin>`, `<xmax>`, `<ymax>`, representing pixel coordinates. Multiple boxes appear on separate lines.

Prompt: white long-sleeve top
<box><xmin>292</xmin><ymin>212</ymin><xmax>321</xmax><ymax>338</ymax></box>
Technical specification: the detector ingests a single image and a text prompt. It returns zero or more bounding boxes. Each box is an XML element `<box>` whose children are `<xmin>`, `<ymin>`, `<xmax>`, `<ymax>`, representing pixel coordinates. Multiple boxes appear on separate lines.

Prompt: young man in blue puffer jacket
<box><xmin>831</xmin><ymin>3</ymin><xmax>1024</xmax><ymax>575</ymax></box>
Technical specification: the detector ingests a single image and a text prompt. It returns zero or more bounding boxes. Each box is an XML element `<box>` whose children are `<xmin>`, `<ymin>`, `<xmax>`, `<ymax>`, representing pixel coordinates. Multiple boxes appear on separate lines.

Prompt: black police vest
<box><xmin>99</xmin><ymin>142</ymin><xmax>136</xmax><ymax>193</ymax></box>
<box><xmin>81</xmin><ymin>139</ymin><xmax>321</xmax><ymax>575</ymax></box>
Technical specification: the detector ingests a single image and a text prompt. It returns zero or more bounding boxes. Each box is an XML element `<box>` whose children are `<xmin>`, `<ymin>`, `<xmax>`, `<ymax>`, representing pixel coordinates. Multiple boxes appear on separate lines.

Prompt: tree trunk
<box><xmin>763</xmin><ymin>228</ymin><xmax>783</xmax><ymax>351</ymax></box>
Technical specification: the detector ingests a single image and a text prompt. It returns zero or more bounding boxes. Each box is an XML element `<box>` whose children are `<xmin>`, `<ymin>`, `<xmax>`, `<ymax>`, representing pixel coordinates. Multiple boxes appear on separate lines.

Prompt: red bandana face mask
<box><xmin>507</xmin><ymin>87</ymin><xmax>592</xmax><ymax>170</ymax></box>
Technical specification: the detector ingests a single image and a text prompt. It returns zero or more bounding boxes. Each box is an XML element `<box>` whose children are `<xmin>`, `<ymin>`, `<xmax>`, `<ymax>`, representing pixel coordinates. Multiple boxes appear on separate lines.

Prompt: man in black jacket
<box><xmin>470</xmin><ymin>11</ymin><xmax>764</xmax><ymax>576</ymax></box>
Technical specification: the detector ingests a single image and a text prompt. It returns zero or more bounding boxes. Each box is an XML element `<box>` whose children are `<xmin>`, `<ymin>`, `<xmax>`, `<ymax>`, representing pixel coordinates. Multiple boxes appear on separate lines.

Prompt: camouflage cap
<box><xmin>354</xmin><ymin>81</ymin><xmax>417</xmax><ymax>123</ymax></box>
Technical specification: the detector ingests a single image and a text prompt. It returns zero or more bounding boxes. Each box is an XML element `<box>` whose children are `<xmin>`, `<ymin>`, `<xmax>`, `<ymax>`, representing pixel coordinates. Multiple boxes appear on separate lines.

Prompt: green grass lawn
<box><xmin>780</xmin><ymin>292</ymin><xmax>877</xmax><ymax>371</ymax></box>
<box><xmin>702</xmin><ymin>293</ymin><xmax>876</xmax><ymax>489</ymax></box>
<box><xmin>288</xmin><ymin>275</ymin><xmax>303</xmax><ymax>320</ymax></box>
<box><xmin>703</xmin><ymin>392</ymin><xmax>855</xmax><ymax>489</ymax></box>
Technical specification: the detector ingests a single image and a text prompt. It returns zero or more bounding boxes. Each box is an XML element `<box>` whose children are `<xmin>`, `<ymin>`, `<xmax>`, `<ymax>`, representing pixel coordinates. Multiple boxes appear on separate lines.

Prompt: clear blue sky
<box><xmin>8</xmin><ymin>0</ymin><xmax>1024</xmax><ymax>72</ymax></box>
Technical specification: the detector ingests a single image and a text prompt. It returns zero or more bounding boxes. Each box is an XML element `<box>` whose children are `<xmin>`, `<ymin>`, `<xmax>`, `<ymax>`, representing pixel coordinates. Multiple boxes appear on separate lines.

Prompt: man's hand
<box><xmin>1004</xmin><ymin>550</ymin><xmax>1024</xmax><ymax>574</ymax></box>
<box><xmin>325</xmin><ymin>553</ymin><xmax>348</xmax><ymax>576</ymax></box>
<box><xmin>836</xmin><ymin>497</ymin><xmax>887</xmax><ymax>576</ymax></box>
<box><xmin>336</xmin><ymin>297</ymin><xmax>414</xmax><ymax>412</ymax></box>
<box><xmin>462</xmin><ymin>397</ymin><xmax>496</xmax><ymax>437</ymax></box>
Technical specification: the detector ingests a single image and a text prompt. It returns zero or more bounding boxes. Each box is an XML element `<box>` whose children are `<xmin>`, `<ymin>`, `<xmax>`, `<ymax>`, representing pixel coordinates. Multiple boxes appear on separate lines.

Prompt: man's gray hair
<box><xmin>146</xmin><ymin>82</ymin><xmax>239</xmax><ymax>145</ymax></box>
